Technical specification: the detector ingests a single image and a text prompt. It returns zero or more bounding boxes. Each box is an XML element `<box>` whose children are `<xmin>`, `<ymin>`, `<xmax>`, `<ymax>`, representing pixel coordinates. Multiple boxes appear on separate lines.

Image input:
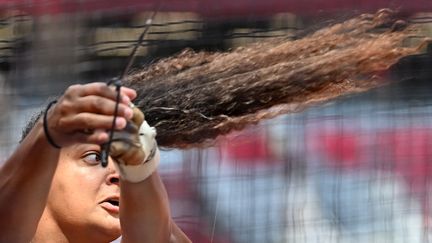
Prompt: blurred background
<box><xmin>1</xmin><ymin>0</ymin><xmax>432</xmax><ymax>242</ymax></box>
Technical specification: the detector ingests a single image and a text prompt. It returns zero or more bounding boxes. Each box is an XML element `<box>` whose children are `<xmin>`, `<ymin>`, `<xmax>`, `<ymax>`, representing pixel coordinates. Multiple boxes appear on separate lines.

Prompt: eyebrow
<box><xmin>70</xmin><ymin>144</ymin><xmax>101</xmax><ymax>154</ymax></box>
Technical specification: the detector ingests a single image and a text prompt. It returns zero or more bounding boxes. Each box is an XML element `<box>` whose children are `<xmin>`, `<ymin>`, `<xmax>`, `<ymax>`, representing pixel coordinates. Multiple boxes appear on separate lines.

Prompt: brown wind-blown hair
<box><xmin>124</xmin><ymin>9</ymin><xmax>428</xmax><ymax>149</ymax></box>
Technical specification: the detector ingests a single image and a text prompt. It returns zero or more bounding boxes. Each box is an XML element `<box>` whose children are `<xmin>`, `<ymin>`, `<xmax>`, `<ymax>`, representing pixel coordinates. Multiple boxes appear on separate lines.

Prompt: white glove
<box><xmin>110</xmin><ymin>106</ymin><xmax>160</xmax><ymax>183</ymax></box>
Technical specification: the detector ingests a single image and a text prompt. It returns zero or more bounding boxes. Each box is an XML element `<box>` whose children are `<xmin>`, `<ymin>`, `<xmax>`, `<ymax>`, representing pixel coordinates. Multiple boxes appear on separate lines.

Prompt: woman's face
<box><xmin>45</xmin><ymin>143</ymin><xmax>121</xmax><ymax>241</ymax></box>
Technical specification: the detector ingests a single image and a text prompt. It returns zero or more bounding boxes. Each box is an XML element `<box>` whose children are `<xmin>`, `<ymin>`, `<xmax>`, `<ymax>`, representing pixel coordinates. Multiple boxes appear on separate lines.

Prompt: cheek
<box><xmin>48</xmin><ymin>161</ymin><xmax>106</xmax><ymax>215</ymax></box>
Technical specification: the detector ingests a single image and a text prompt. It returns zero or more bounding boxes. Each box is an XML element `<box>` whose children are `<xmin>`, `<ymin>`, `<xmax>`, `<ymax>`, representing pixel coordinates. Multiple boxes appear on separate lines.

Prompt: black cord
<box><xmin>98</xmin><ymin>7</ymin><xmax>160</xmax><ymax>167</ymax></box>
<box><xmin>100</xmin><ymin>79</ymin><xmax>122</xmax><ymax>167</ymax></box>
<box><xmin>43</xmin><ymin>100</ymin><xmax>61</xmax><ymax>149</ymax></box>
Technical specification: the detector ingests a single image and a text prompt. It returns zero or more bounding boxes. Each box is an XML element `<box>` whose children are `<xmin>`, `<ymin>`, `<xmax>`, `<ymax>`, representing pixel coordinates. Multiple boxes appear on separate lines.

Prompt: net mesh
<box><xmin>1</xmin><ymin>1</ymin><xmax>432</xmax><ymax>242</ymax></box>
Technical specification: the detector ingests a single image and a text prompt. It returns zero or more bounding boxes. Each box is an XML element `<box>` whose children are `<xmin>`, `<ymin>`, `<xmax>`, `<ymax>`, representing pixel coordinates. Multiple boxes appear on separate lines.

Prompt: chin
<box><xmin>92</xmin><ymin>214</ymin><xmax>122</xmax><ymax>240</ymax></box>
<box><xmin>95</xmin><ymin>222</ymin><xmax>122</xmax><ymax>242</ymax></box>
<box><xmin>103</xmin><ymin>218</ymin><xmax>122</xmax><ymax>236</ymax></box>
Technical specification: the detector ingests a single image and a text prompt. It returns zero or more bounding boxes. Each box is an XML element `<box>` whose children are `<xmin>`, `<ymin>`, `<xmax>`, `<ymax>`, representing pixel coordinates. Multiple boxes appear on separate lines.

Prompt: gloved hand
<box><xmin>109</xmin><ymin>105</ymin><xmax>160</xmax><ymax>183</ymax></box>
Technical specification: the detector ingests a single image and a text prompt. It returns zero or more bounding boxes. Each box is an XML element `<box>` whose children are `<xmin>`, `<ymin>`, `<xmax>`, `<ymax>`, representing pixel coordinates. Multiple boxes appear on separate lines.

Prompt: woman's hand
<box><xmin>109</xmin><ymin>106</ymin><xmax>160</xmax><ymax>182</ymax></box>
<box><xmin>109</xmin><ymin>106</ymin><xmax>146</xmax><ymax>166</ymax></box>
<box><xmin>45</xmin><ymin>82</ymin><xmax>136</xmax><ymax>147</ymax></box>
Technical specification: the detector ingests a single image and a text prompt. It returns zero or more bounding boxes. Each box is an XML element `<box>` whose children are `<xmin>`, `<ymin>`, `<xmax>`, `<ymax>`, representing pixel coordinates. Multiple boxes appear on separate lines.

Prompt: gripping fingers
<box><xmin>73</xmin><ymin>129</ymin><xmax>110</xmax><ymax>144</ymax></box>
<box><xmin>76</xmin><ymin>96</ymin><xmax>133</xmax><ymax>119</ymax></box>
<box><xmin>117</xmin><ymin>86</ymin><xmax>137</xmax><ymax>101</ymax></box>
<box><xmin>45</xmin><ymin>83</ymin><xmax>137</xmax><ymax>147</ymax></box>
<box><xmin>77</xmin><ymin>83</ymin><xmax>136</xmax><ymax>105</ymax></box>
<box><xmin>60</xmin><ymin>113</ymin><xmax>127</xmax><ymax>131</ymax></box>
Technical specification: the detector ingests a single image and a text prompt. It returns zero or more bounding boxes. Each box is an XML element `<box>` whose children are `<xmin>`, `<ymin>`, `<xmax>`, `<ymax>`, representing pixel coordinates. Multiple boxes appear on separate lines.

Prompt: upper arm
<box><xmin>0</xmin><ymin>121</ymin><xmax>60</xmax><ymax>242</ymax></box>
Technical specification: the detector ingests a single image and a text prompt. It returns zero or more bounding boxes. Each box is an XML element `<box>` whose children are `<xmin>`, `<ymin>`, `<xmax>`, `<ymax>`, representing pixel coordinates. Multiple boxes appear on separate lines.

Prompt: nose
<box><xmin>106</xmin><ymin>159</ymin><xmax>120</xmax><ymax>185</ymax></box>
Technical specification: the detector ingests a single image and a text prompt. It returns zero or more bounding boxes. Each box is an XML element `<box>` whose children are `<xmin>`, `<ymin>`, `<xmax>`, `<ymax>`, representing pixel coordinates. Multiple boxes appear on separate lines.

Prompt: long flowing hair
<box><xmin>124</xmin><ymin>9</ymin><xmax>427</xmax><ymax>148</ymax></box>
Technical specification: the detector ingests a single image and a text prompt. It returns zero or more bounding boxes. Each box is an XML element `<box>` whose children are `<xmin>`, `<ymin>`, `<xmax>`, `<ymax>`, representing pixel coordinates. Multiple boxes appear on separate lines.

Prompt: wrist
<box><xmin>114</xmin><ymin>147</ymin><xmax>160</xmax><ymax>183</ymax></box>
<box><xmin>43</xmin><ymin>100</ymin><xmax>62</xmax><ymax>149</ymax></box>
<box><xmin>114</xmin><ymin>120</ymin><xmax>160</xmax><ymax>183</ymax></box>
<box><xmin>36</xmin><ymin>118</ymin><xmax>60</xmax><ymax>153</ymax></box>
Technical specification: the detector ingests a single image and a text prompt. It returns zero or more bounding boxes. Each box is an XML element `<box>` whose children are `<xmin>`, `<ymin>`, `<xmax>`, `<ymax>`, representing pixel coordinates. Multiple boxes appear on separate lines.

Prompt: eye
<box><xmin>82</xmin><ymin>152</ymin><xmax>101</xmax><ymax>165</ymax></box>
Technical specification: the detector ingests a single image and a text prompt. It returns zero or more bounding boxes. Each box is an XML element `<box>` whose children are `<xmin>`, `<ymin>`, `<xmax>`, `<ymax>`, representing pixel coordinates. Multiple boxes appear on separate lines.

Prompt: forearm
<box><xmin>114</xmin><ymin>103</ymin><xmax>189</xmax><ymax>242</ymax></box>
<box><xmin>120</xmin><ymin>171</ymin><xmax>172</xmax><ymax>243</ymax></box>
<box><xmin>0</xmin><ymin>120</ymin><xmax>60</xmax><ymax>242</ymax></box>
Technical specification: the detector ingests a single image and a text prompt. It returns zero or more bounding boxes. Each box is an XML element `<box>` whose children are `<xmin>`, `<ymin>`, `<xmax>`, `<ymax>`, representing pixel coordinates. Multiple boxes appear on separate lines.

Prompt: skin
<box><xmin>33</xmin><ymin>144</ymin><xmax>122</xmax><ymax>243</ymax></box>
<box><xmin>0</xmin><ymin>83</ymin><xmax>190</xmax><ymax>243</ymax></box>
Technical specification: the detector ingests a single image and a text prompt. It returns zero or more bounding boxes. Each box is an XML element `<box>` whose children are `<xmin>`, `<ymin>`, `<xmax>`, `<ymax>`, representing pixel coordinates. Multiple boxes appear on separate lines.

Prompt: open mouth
<box><xmin>106</xmin><ymin>199</ymin><xmax>120</xmax><ymax>207</ymax></box>
<box><xmin>100</xmin><ymin>197</ymin><xmax>120</xmax><ymax>214</ymax></box>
